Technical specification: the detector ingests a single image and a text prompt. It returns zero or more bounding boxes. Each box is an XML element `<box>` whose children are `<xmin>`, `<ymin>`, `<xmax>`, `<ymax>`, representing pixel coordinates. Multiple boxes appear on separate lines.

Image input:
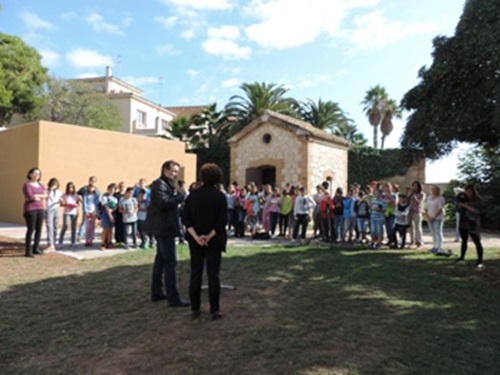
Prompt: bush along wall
<box><xmin>348</xmin><ymin>146</ymin><xmax>414</xmax><ymax>187</ymax></box>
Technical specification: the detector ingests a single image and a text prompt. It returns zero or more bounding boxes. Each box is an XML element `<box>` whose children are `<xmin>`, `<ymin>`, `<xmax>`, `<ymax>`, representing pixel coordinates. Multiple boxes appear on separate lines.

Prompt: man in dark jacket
<box><xmin>147</xmin><ymin>160</ymin><xmax>190</xmax><ymax>307</ymax></box>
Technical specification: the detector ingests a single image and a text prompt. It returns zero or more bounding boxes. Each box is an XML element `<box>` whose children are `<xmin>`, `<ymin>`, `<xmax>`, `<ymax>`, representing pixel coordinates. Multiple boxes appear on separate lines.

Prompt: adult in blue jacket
<box><xmin>146</xmin><ymin>160</ymin><xmax>190</xmax><ymax>307</ymax></box>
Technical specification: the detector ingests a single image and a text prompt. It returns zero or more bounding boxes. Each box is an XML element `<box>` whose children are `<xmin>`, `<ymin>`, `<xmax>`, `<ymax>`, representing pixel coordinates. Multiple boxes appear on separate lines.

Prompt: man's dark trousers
<box><xmin>151</xmin><ymin>235</ymin><xmax>181</xmax><ymax>303</ymax></box>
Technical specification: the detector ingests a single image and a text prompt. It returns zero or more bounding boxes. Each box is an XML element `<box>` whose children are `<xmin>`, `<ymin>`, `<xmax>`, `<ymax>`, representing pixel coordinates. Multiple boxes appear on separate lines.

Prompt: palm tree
<box><xmin>191</xmin><ymin>103</ymin><xmax>230</xmax><ymax>148</ymax></box>
<box><xmin>163</xmin><ymin>116</ymin><xmax>199</xmax><ymax>148</ymax></box>
<box><xmin>334</xmin><ymin>121</ymin><xmax>368</xmax><ymax>146</ymax></box>
<box><xmin>299</xmin><ymin>98</ymin><xmax>350</xmax><ymax>133</ymax></box>
<box><xmin>361</xmin><ymin>85</ymin><xmax>389</xmax><ymax>149</ymax></box>
<box><xmin>380</xmin><ymin>98</ymin><xmax>402</xmax><ymax>149</ymax></box>
<box><xmin>225</xmin><ymin>82</ymin><xmax>298</xmax><ymax>134</ymax></box>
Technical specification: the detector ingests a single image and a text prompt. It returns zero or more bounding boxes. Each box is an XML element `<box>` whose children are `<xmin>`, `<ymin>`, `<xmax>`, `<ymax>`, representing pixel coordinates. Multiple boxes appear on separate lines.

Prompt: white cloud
<box><xmin>162</xmin><ymin>0</ymin><xmax>233</xmax><ymax>10</ymax></box>
<box><xmin>86</xmin><ymin>12</ymin><xmax>124</xmax><ymax>35</ymax></box>
<box><xmin>157</xmin><ymin>44</ymin><xmax>181</xmax><ymax>55</ymax></box>
<box><xmin>61</xmin><ymin>12</ymin><xmax>78</xmax><ymax>21</ymax></box>
<box><xmin>155</xmin><ymin>16</ymin><xmax>178</xmax><ymax>28</ymax></box>
<box><xmin>39</xmin><ymin>49</ymin><xmax>61</xmax><ymax>68</ymax></box>
<box><xmin>221</xmin><ymin>78</ymin><xmax>240</xmax><ymax>88</ymax></box>
<box><xmin>75</xmin><ymin>72</ymin><xmax>101</xmax><ymax>79</ymax></box>
<box><xmin>348</xmin><ymin>10</ymin><xmax>436</xmax><ymax>49</ymax></box>
<box><xmin>187</xmin><ymin>69</ymin><xmax>200</xmax><ymax>77</ymax></box>
<box><xmin>244</xmin><ymin>0</ymin><xmax>352</xmax><ymax>49</ymax></box>
<box><xmin>287</xmin><ymin>74</ymin><xmax>333</xmax><ymax>89</ymax></box>
<box><xmin>202</xmin><ymin>39</ymin><xmax>251</xmax><ymax>60</ymax></box>
<box><xmin>242</xmin><ymin>0</ymin><xmax>436</xmax><ymax>51</ymax></box>
<box><xmin>203</xmin><ymin>25</ymin><xmax>250</xmax><ymax>59</ymax></box>
<box><xmin>122</xmin><ymin>76</ymin><xmax>161</xmax><ymax>87</ymax></box>
<box><xmin>66</xmin><ymin>49</ymin><xmax>113</xmax><ymax>69</ymax></box>
<box><xmin>181</xmin><ymin>29</ymin><xmax>197</xmax><ymax>40</ymax></box>
<box><xmin>207</xmin><ymin>25</ymin><xmax>240</xmax><ymax>40</ymax></box>
<box><xmin>19</xmin><ymin>11</ymin><xmax>55</xmax><ymax>31</ymax></box>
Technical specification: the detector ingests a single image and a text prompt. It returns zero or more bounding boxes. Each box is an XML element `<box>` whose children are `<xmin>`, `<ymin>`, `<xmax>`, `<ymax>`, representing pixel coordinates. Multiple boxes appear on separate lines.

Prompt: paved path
<box><xmin>1</xmin><ymin>221</ymin><xmax>498</xmax><ymax>260</ymax></box>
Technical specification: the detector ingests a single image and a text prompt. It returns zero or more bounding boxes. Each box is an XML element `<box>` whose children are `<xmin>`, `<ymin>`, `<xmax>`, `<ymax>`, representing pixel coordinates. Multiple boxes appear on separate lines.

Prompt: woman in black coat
<box><xmin>456</xmin><ymin>184</ymin><xmax>484</xmax><ymax>268</ymax></box>
<box><xmin>182</xmin><ymin>163</ymin><xmax>228</xmax><ymax>320</ymax></box>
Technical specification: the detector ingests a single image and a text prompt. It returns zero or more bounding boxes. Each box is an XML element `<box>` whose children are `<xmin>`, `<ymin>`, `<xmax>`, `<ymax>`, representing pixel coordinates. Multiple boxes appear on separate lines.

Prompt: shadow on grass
<box><xmin>0</xmin><ymin>246</ymin><xmax>499</xmax><ymax>375</ymax></box>
<box><xmin>0</xmin><ymin>240</ymin><xmax>25</xmax><ymax>258</ymax></box>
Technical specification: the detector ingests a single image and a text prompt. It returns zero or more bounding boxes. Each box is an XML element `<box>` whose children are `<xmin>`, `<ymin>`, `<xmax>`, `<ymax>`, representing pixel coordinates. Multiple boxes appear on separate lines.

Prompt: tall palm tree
<box><xmin>225</xmin><ymin>82</ymin><xmax>298</xmax><ymax>134</ymax></box>
<box><xmin>380</xmin><ymin>98</ymin><xmax>402</xmax><ymax>149</ymax></box>
<box><xmin>361</xmin><ymin>85</ymin><xmax>389</xmax><ymax>149</ymax></box>
<box><xmin>299</xmin><ymin>98</ymin><xmax>350</xmax><ymax>133</ymax></box>
<box><xmin>191</xmin><ymin>103</ymin><xmax>230</xmax><ymax>147</ymax></box>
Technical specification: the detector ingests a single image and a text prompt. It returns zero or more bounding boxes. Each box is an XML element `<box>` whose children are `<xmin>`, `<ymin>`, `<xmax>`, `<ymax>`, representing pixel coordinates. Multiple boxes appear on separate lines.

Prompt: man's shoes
<box><xmin>151</xmin><ymin>295</ymin><xmax>167</xmax><ymax>302</ymax></box>
<box><xmin>191</xmin><ymin>310</ymin><xmax>201</xmax><ymax>320</ymax></box>
<box><xmin>211</xmin><ymin>311</ymin><xmax>224</xmax><ymax>320</ymax></box>
<box><xmin>168</xmin><ymin>299</ymin><xmax>191</xmax><ymax>307</ymax></box>
<box><xmin>475</xmin><ymin>262</ymin><xmax>484</xmax><ymax>269</ymax></box>
<box><xmin>33</xmin><ymin>249</ymin><xmax>43</xmax><ymax>255</ymax></box>
<box><xmin>455</xmin><ymin>257</ymin><xmax>464</xmax><ymax>263</ymax></box>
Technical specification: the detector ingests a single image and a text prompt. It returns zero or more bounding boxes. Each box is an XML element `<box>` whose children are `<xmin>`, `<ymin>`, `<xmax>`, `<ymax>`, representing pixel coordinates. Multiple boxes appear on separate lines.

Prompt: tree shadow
<box><xmin>0</xmin><ymin>245</ymin><xmax>499</xmax><ymax>374</ymax></box>
<box><xmin>0</xmin><ymin>239</ymin><xmax>24</xmax><ymax>258</ymax></box>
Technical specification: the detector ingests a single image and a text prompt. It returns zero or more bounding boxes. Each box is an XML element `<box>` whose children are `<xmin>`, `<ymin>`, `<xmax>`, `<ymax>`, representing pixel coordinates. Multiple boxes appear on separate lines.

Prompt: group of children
<box><xmin>45</xmin><ymin>176</ymin><xmax>154</xmax><ymax>251</ymax></box>
<box><xmin>222</xmin><ymin>180</ymin><xmax>421</xmax><ymax>249</ymax></box>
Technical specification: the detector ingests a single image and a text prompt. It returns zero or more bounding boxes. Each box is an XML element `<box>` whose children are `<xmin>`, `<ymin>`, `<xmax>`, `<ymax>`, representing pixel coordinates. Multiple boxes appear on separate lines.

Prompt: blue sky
<box><xmin>1</xmin><ymin>0</ymin><xmax>467</xmax><ymax>182</ymax></box>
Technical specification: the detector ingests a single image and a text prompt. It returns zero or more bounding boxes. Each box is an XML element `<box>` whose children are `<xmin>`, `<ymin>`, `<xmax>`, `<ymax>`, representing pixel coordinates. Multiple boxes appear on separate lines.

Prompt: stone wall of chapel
<box><xmin>230</xmin><ymin>122</ymin><xmax>308</xmax><ymax>188</ymax></box>
<box><xmin>309</xmin><ymin>141</ymin><xmax>348</xmax><ymax>194</ymax></box>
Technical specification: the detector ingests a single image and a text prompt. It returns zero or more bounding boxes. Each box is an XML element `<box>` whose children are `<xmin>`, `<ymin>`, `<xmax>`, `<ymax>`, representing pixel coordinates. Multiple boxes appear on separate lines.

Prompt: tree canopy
<box><xmin>361</xmin><ymin>85</ymin><xmax>401</xmax><ymax>149</ymax></box>
<box><xmin>401</xmin><ymin>0</ymin><xmax>500</xmax><ymax>159</ymax></box>
<box><xmin>0</xmin><ymin>33</ymin><xmax>47</xmax><ymax>125</ymax></box>
<box><xmin>299</xmin><ymin>98</ymin><xmax>350</xmax><ymax>132</ymax></box>
<box><xmin>225</xmin><ymin>82</ymin><xmax>298</xmax><ymax>135</ymax></box>
<box><xmin>32</xmin><ymin>77</ymin><xmax>122</xmax><ymax>130</ymax></box>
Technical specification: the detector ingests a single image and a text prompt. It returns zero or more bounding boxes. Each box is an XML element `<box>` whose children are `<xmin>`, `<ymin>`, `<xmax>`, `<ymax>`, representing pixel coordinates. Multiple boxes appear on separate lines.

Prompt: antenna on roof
<box><xmin>113</xmin><ymin>55</ymin><xmax>122</xmax><ymax>72</ymax></box>
<box><xmin>159</xmin><ymin>76</ymin><xmax>163</xmax><ymax>105</ymax></box>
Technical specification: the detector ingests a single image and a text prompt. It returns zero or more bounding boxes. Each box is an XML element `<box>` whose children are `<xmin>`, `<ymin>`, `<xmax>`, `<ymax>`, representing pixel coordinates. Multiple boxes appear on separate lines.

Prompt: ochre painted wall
<box><xmin>0</xmin><ymin>121</ymin><xmax>196</xmax><ymax>224</ymax></box>
<box><xmin>0</xmin><ymin>124</ymin><xmax>41</xmax><ymax>224</ymax></box>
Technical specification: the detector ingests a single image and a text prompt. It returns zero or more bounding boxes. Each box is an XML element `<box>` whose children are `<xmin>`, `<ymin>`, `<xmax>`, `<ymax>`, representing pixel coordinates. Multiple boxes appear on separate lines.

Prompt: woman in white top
<box><xmin>59</xmin><ymin>182</ymin><xmax>80</xmax><ymax>248</ymax></box>
<box><xmin>425</xmin><ymin>185</ymin><xmax>446</xmax><ymax>254</ymax></box>
<box><xmin>46</xmin><ymin>178</ymin><xmax>63</xmax><ymax>252</ymax></box>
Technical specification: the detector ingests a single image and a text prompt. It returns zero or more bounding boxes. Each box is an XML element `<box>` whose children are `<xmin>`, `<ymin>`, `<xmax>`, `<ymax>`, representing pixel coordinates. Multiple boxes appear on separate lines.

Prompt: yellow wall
<box><xmin>0</xmin><ymin>121</ymin><xmax>196</xmax><ymax>224</ymax></box>
<box><xmin>0</xmin><ymin>124</ymin><xmax>41</xmax><ymax>224</ymax></box>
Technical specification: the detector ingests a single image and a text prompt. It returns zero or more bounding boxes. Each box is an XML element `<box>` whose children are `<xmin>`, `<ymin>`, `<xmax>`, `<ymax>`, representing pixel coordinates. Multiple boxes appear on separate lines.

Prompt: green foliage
<box><xmin>401</xmin><ymin>0</ymin><xmax>500</xmax><ymax>159</ymax></box>
<box><xmin>163</xmin><ymin>116</ymin><xmax>199</xmax><ymax>146</ymax></box>
<box><xmin>348</xmin><ymin>146</ymin><xmax>413</xmax><ymax>186</ymax></box>
<box><xmin>163</xmin><ymin>104</ymin><xmax>231</xmax><ymax>183</ymax></box>
<box><xmin>0</xmin><ymin>33</ymin><xmax>47</xmax><ymax>125</ymax></box>
<box><xmin>225</xmin><ymin>82</ymin><xmax>298</xmax><ymax>135</ymax></box>
<box><xmin>191</xmin><ymin>136</ymin><xmax>230</xmax><ymax>185</ymax></box>
<box><xmin>458</xmin><ymin>146</ymin><xmax>500</xmax><ymax>230</ymax></box>
<box><xmin>32</xmin><ymin>77</ymin><xmax>121</xmax><ymax>130</ymax></box>
<box><xmin>299</xmin><ymin>98</ymin><xmax>349</xmax><ymax>131</ymax></box>
<box><xmin>190</xmin><ymin>103</ymin><xmax>231</xmax><ymax>184</ymax></box>
<box><xmin>361</xmin><ymin>85</ymin><xmax>401</xmax><ymax>149</ymax></box>
<box><xmin>442</xmin><ymin>179</ymin><xmax>462</xmax><ymax>222</ymax></box>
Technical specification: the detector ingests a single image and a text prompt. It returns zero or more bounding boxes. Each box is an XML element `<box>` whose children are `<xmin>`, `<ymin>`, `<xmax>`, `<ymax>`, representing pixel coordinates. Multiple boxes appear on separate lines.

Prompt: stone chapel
<box><xmin>228</xmin><ymin>110</ymin><xmax>349</xmax><ymax>194</ymax></box>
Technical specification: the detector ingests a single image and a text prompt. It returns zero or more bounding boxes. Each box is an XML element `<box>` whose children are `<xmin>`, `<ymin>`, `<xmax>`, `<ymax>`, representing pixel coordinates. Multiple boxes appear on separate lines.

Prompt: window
<box><xmin>161</xmin><ymin>119</ymin><xmax>169</xmax><ymax>130</ymax></box>
<box><xmin>262</xmin><ymin>133</ymin><xmax>272</xmax><ymax>144</ymax></box>
<box><xmin>136</xmin><ymin>110</ymin><xmax>147</xmax><ymax>128</ymax></box>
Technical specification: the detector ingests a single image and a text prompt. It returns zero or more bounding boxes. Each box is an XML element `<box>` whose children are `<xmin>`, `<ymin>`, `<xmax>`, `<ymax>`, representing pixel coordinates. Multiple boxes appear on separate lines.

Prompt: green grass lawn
<box><xmin>1</xmin><ymin>241</ymin><xmax>499</xmax><ymax>375</ymax></box>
